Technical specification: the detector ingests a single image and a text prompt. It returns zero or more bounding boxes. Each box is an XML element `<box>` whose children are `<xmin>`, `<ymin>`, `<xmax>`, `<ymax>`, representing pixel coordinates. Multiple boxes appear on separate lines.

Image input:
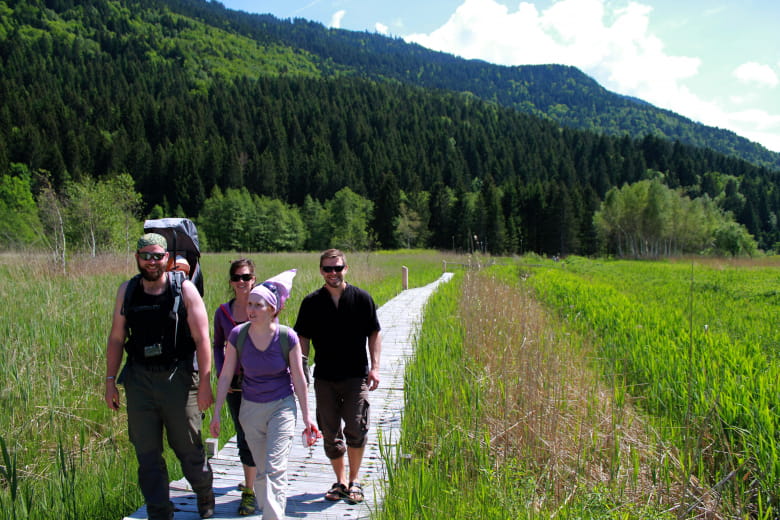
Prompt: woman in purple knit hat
<box><xmin>210</xmin><ymin>269</ymin><xmax>317</xmax><ymax>520</ymax></box>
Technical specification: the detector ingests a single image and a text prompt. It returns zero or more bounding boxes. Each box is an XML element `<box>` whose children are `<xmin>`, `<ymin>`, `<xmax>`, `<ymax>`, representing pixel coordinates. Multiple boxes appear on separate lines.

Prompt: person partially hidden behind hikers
<box><xmin>104</xmin><ymin>233</ymin><xmax>215</xmax><ymax>520</ymax></box>
<box><xmin>171</xmin><ymin>255</ymin><xmax>191</xmax><ymax>278</ymax></box>
<box><xmin>212</xmin><ymin>258</ymin><xmax>258</xmax><ymax>515</ymax></box>
<box><xmin>294</xmin><ymin>249</ymin><xmax>382</xmax><ymax>504</ymax></box>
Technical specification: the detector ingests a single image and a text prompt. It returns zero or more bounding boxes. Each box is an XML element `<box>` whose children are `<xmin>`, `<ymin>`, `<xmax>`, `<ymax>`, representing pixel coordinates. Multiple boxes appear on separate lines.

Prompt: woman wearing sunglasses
<box><xmin>212</xmin><ymin>259</ymin><xmax>258</xmax><ymax>515</ymax></box>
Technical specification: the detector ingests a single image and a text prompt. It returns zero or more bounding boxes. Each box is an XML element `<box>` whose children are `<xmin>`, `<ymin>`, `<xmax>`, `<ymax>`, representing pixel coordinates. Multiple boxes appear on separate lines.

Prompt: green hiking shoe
<box><xmin>238</xmin><ymin>488</ymin><xmax>256</xmax><ymax>516</ymax></box>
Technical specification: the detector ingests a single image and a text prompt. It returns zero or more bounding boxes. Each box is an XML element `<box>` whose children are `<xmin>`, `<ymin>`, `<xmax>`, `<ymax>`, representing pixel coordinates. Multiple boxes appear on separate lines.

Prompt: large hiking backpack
<box><xmin>118</xmin><ymin>218</ymin><xmax>202</xmax><ymax>372</ymax></box>
<box><xmin>143</xmin><ymin>217</ymin><xmax>204</xmax><ymax>296</ymax></box>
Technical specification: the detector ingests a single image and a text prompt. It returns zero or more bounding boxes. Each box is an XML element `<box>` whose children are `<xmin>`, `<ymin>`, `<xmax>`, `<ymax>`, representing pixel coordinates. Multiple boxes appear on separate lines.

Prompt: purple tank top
<box><xmin>227</xmin><ymin>326</ymin><xmax>294</xmax><ymax>403</ymax></box>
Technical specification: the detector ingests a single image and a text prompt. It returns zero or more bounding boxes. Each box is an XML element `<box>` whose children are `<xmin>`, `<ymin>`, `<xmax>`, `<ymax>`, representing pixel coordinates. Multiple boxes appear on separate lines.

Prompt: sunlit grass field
<box><xmin>0</xmin><ymin>250</ymin><xmax>447</xmax><ymax>520</ymax></box>
<box><xmin>1</xmin><ymin>252</ymin><xmax>777</xmax><ymax>519</ymax></box>
<box><xmin>526</xmin><ymin>257</ymin><xmax>780</xmax><ymax>517</ymax></box>
<box><xmin>380</xmin><ymin>256</ymin><xmax>778</xmax><ymax>519</ymax></box>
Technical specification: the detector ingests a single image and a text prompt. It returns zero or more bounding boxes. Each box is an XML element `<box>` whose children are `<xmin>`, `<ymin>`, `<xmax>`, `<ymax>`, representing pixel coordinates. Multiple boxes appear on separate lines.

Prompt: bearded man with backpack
<box><xmin>104</xmin><ymin>233</ymin><xmax>215</xmax><ymax>520</ymax></box>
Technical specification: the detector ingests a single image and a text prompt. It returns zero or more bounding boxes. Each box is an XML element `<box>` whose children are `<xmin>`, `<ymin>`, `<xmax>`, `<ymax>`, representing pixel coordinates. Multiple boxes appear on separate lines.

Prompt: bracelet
<box><xmin>106</xmin><ymin>376</ymin><xmax>116</xmax><ymax>381</ymax></box>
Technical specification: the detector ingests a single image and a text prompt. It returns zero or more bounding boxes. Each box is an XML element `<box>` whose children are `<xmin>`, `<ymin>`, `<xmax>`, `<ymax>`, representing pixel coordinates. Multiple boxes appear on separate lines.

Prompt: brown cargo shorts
<box><xmin>314</xmin><ymin>377</ymin><xmax>370</xmax><ymax>459</ymax></box>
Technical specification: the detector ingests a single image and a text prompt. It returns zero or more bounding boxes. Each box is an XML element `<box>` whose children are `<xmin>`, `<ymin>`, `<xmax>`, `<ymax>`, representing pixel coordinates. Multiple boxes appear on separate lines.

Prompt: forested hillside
<box><xmin>166</xmin><ymin>0</ymin><xmax>780</xmax><ymax>171</ymax></box>
<box><xmin>1</xmin><ymin>0</ymin><xmax>779</xmax><ymax>256</ymax></box>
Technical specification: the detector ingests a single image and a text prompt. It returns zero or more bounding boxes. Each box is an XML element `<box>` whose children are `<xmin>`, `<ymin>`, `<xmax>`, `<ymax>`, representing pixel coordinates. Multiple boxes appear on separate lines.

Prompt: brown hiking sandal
<box><xmin>346</xmin><ymin>482</ymin><xmax>364</xmax><ymax>504</ymax></box>
<box><xmin>325</xmin><ymin>482</ymin><xmax>347</xmax><ymax>501</ymax></box>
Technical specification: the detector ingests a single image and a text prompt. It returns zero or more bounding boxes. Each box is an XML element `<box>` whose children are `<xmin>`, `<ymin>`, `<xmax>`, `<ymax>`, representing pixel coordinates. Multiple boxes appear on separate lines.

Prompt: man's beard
<box><xmin>324</xmin><ymin>276</ymin><xmax>344</xmax><ymax>289</ymax></box>
<box><xmin>137</xmin><ymin>261</ymin><xmax>165</xmax><ymax>282</ymax></box>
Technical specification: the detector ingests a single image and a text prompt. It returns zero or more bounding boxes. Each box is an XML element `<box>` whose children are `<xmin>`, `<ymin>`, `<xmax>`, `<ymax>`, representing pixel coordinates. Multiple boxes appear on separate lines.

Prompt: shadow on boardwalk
<box><xmin>124</xmin><ymin>272</ymin><xmax>454</xmax><ymax>520</ymax></box>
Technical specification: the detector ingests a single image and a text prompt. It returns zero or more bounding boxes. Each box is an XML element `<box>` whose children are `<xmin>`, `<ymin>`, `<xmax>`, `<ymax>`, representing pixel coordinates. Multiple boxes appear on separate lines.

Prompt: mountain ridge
<box><xmin>181</xmin><ymin>0</ymin><xmax>779</xmax><ymax>170</ymax></box>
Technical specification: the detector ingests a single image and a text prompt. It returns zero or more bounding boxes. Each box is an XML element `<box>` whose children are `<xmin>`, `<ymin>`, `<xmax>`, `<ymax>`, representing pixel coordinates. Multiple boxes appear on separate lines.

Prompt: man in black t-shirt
<box><xmin>294</xmin><ymin>249</ymin><xmax>382</xmax><ymax>505</ymax></box>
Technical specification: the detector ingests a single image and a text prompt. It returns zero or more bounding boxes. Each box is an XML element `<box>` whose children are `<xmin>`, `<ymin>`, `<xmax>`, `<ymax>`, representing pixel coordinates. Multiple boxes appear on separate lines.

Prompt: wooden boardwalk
<box><xmin>124</xmin><ymin>273</ymin><xmax>454</xmax><ymax>519</ymax></box>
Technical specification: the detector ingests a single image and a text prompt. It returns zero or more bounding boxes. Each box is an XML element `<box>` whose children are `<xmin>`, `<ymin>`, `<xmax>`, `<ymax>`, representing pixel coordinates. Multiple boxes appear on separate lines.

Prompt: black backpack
<box><xmin>121</xmin><ymin>270</ymin><xmax>189</xmax><ymax>362</ymax></box>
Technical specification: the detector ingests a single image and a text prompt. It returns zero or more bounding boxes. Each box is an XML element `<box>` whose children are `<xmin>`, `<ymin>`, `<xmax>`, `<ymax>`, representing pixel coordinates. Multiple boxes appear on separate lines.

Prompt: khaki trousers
<box><xmin>239</xmin><ymin>394</ymin><xmax>297</xmax><ymax>520</ymax></box>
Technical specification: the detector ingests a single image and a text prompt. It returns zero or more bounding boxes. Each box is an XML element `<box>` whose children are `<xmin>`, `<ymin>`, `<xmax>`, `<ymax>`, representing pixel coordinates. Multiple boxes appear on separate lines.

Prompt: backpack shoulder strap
<box><xmin>235</xmin><ymin>322</ymin><xmax>252</xmax><ymax>360</ymax></box>
<box><xmin>219</xmin><ymin>303</ymin><xmax>237</xmax><ymax>326</ymax></box>
<box><xmin>121</xmin><ymin>274</ymin><xmax>142</xmax><ymax>316</ymax></box>
<box><xmin>168</xmin><ymin>270</ymin><xmax>185</xmax><ymax>318</ymax></box>
<box><xmin>168</xmin><ymin>270</ymin><xmax>186</xmax><ymax>348</ymax></box>
<box><xmin>278</xmin><ymin>325</ymin><xmax>290</xmax><ymax>366</ymax></box>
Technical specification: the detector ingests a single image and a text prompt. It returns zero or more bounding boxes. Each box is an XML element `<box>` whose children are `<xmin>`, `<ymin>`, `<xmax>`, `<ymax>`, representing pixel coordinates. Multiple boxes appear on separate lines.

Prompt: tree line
<box><xmin>594</xmin><ymin>178</ymin><xmax>756</xmax><ymax>257</ymax></box>
<box><xmin>1</xmin><ymin>161</ymin><xmax>758</xmax><ymax>262</ymax></box>
<box><xmin>0</xmin><ymin>0</ymin><xmax>777</xmax><ymax>257</ymax></box>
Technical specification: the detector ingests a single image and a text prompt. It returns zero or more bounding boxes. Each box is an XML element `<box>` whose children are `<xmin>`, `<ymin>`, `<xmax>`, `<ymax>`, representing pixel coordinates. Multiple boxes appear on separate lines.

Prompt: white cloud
<box><xmin>375</xmin><ymin>22</ymin><xmax>389</xmax><ymax>35</ymax></box>
<box><xmin>406</xmin><ymin>0</ymin><xmax>700</xmax><ymax>107</ymax></box>
<box><xmin>733</xmin><ymin>62</ymin><xmax>779</xmax><ymax>87</ymax></box>
<box><xmin>729</xmin><ymin>112</ymin><xmax>780</xmax><ymax>152</ymax></box>
<box><xmin>402</xmin><ymin>0</ymin><xmax>780</xmax><ymax>151</ymax></box>
<box><xmin>329</xmin><ymin>9</ymin><xmax>346</xmax><ymax>29</ymax></box>
<box><xmin>744</xmin><ymin>131</ymin><xmax>780</xmax><ymax>153</ymax></box>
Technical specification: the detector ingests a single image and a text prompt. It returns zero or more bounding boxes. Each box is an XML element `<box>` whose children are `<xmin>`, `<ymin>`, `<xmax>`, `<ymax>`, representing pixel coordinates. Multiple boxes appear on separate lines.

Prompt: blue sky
<box><xmin>218</xmin><ymin>0</ymin><xmax>780</xmax><ymax>152</ymax></box>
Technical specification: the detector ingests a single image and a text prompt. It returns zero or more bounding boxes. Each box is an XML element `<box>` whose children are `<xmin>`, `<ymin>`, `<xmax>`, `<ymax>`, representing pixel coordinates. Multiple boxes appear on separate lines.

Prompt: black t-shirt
<box><xmin>294</xmin><ymin>284</ymin><xmax>380</xmax><ymax>381</ymax></box>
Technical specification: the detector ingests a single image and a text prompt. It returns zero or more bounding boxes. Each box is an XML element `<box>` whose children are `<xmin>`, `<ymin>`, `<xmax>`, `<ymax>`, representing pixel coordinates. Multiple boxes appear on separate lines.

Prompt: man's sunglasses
<box><xmin>138</xmin><ymin>252</ymin><xmax>166</xmax><ymax>261</ymax></box>
<box><xmin>321</xmin><ymin>265</ymin><xmax>345</xmax><ymax>273</ymax></box>
<box><xmin>230</xmin><ymin>273</ymin><xmax>254</xmax><ymax>282</ymax></box>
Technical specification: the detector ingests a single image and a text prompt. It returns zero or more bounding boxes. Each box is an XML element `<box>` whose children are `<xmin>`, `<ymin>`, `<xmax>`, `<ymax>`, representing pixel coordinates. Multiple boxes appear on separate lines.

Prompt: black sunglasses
<box><xmin>138</xmin><ymin>252</ymin><xmax>166</xmax><ymax>261</ymax></box>
<box><xmin>321</xmin><ymin>265</ymin><xmax>345</xmax><ymax>273</ymax></box>
<box><xmin>230</xmin><ymin>273</ymin><xmax>254</xmax><ymax>282</ymax></box>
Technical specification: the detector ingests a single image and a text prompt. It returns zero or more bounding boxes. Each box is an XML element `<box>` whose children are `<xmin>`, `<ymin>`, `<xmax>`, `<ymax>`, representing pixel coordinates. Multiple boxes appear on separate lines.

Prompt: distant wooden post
<box><xmin>401</xmin><ymin>265</ymin><xmax>408</xmax><ymax>290</ymax></box>
<box><xmin>442</xmin><ymin>260</ymin><xmax>447</xmax><ymax>273</ymax></box>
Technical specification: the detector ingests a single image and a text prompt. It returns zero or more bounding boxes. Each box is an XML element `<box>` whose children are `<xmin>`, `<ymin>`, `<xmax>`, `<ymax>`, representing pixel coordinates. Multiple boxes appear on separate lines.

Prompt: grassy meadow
<box><xmin>0</xmin><ymin>249</ymin><xmax>447</xmax><ymax>520</ymax></box>
<box><xmin>380</xmin><ymin>256</ymin><xmax>779</xmax><ymax>519</ymax></box>
<box><xmin>1</xmin><ymin>251</ymin><xmax>778</xmax><ymax>519</ymax></box>
<box><xmin>527</xmin><ymin>257</ymin><xmax>780</xmax><ymax>517</ymax></box>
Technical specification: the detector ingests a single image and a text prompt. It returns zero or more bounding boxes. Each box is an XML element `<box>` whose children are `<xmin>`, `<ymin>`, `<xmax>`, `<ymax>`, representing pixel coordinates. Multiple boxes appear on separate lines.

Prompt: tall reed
<box><xmin>380</xmin><ymin>262</ymin><xmax>681</xmax><ymax>518</ymax></box>
<box><xmin>527</xmin><ymin>257</ymin><xmax>779</xmax><ymax>517</ymax></box>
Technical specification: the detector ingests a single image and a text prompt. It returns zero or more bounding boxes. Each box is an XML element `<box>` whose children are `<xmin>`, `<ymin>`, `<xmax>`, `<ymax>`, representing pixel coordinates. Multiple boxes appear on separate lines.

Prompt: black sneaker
<box><xmin>197</xmin><ymin>489</ymin><xmax>215</xmax><ymax>519</ymax></box>
<box><xmin>147</xmin><ymin>500</ymin><xmax>174</xmax><ymax>520</ymax></box>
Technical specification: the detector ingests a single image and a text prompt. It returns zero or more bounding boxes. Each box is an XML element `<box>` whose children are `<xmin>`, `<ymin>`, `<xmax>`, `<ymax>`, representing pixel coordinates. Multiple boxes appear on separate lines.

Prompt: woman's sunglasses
<box><xmin>230</xmin><ymin>273</ymin><xmax>254</xmax><ymax>282</ymax></box>
<box><xmin>321</xmin><ymin>265</ymin><xmax>345</xmax><ymax>273</ymax></box>
<box><xmin>138</xmin><ymin>252</ymin><xmax>166</xmax><ymax>261</ymax></box>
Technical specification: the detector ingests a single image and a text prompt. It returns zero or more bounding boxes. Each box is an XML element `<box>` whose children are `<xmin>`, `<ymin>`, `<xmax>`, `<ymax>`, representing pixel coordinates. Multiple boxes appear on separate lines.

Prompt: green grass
<box><xmin>526</xmin><ymin>256</ymin><xmax>780</xmax><ymax>517</ymax></box>
<box><xmin>380</xmin><ymin>256</ymin><xmax>779</xmax><ymax>518</ymax></box>
<box><xmin>379</xmin><ymin>263</ymin><xmax>677</xmax><ymax>518</ymax></box>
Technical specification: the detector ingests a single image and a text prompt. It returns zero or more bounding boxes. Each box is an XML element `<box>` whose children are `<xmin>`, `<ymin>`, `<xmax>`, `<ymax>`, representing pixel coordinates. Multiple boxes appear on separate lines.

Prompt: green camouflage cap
<box><xmin>137</xmin><ymin>233</ymin><xmax>167</xmax><ymax>251</ymax></box>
